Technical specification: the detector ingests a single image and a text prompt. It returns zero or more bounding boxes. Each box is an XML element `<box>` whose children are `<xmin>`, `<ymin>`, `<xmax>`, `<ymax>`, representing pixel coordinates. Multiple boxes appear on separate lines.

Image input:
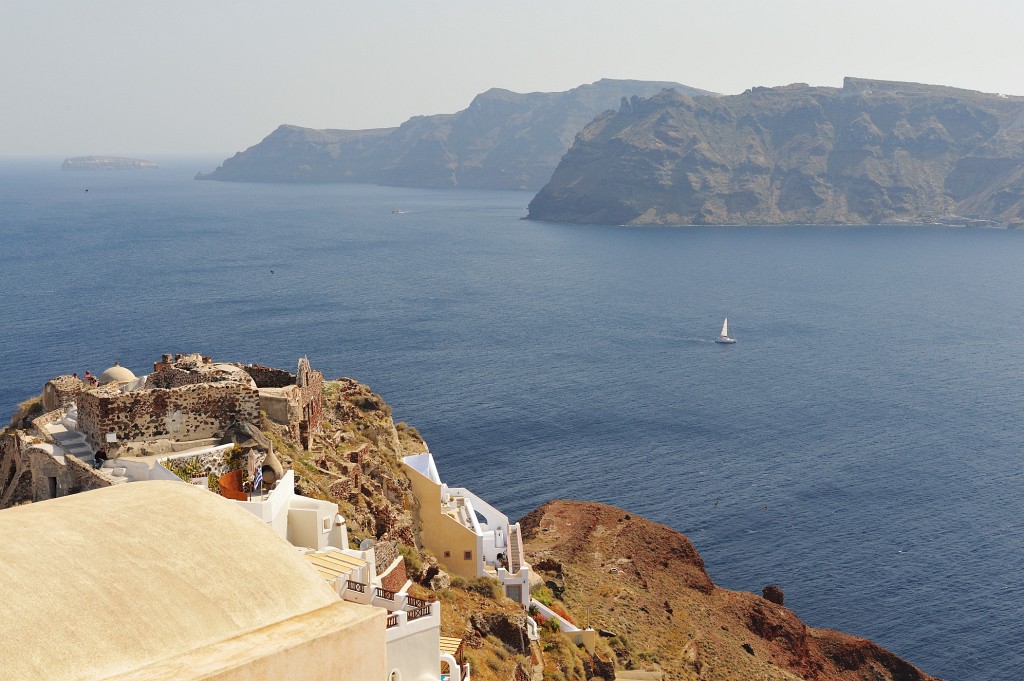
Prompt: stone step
<box><xmin>52</xmin><ymin>431</ymin><xmax>86</xmax><ymax>445</ymax></box>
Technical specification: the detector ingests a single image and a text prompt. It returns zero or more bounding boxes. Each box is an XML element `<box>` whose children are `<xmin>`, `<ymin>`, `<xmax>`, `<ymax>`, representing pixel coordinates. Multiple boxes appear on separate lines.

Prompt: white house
<box><xmin>403</xmin><ymin>452</ymin><xmax>531</xmax><ymax>607</ymax></box>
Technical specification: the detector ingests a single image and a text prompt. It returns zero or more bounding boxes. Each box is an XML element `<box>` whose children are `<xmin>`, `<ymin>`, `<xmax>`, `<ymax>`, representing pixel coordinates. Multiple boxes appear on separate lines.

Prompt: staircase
<box><xmin>508</xmin><ymin>523</ymin><xmax>523</xmax><ymax>574</ymax></box>
<box><xmin>44</xmin><ymin>421</ymin><xmax>94</xmax><ymax>462</ymax></box>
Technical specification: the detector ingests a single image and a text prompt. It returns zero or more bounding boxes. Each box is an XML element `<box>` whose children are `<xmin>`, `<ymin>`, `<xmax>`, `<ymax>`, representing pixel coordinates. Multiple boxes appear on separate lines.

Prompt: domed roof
<box><xmin>0</xmin><ymin>482</ymin><xmax>345</xmax><ymax>681</ymax></box>
<box><xmin>98</xmin><ymin>361</ymin><xmax>136</xmax><ymax>384</ymax></box>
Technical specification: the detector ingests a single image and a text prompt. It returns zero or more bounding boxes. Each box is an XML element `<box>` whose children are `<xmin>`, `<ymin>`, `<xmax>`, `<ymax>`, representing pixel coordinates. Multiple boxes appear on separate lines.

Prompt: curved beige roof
<box><xmin>0</xmin><ymin>481</ymin><xmax>342</xmax><ymax>680</ymax></box>
<box><xmin>99</xmin><ymin>362</ymin><xmax>137</xmax><ymax>383</ymax></box>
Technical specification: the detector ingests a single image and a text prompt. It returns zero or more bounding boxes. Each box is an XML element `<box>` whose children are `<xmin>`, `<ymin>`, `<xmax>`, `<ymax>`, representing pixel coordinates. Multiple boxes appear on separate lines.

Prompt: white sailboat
<box><xmin>715</xmin><ymin>317</ymin><xmax>736</xmax><ymax>344</ymax></box>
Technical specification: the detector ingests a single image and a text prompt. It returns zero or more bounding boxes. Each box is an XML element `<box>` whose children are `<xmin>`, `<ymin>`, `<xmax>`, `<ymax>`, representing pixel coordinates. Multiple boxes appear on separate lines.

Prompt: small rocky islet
<box><xmin>61</xmin><ymin>156</ymin><xmax>158</xmax><ymax>170</ymax></box>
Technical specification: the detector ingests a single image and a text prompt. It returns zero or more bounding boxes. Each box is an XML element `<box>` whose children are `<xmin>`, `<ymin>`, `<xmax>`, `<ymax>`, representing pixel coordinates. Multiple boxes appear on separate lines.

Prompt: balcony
<box><xmin>384</xmin><ymin>601</ymin><xmax>440</xmax><ymax>643</ymax></box>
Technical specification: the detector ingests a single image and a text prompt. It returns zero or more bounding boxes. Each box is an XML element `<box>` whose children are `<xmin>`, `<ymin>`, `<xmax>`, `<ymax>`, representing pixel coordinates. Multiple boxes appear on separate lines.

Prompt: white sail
<box><xmin>720</xmin><ymin>318</ymin><xmax>729</xmax><ymax>338</ymax></box>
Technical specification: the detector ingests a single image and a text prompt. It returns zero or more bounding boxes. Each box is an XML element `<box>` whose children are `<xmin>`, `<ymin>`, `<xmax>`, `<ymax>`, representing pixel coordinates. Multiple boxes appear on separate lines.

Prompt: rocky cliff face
<box><xmin>528</xmin><ymin>77</ymin><xmax>1024</xmax><ymax>226</ymax></box>
<box><xmin>198</xmin><ymin>79</ymin><xmax>710</xmax><ymax>190</ymax></box>
<box><xmin>521</xmin><ymin>500</ymin><xmax>941</xmax><ymax>681</ymax></box>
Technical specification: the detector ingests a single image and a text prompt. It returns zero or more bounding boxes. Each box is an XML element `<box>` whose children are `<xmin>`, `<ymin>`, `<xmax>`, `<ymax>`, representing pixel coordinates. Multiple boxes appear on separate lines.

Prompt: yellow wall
<box><xmin>403</xmin><ymin>462</ymin><xmax>480</xmax><ymax>580</ymax></box>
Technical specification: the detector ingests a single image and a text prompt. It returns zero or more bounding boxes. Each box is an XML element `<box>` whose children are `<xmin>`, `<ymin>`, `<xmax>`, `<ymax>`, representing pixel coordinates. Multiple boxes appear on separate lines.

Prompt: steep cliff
<box><xmin>528</xmin><ymin>77</ymin><xmax>1024</xmax><ymax>226</ymax></box>
<box><xmin>521</xmin><ymin>500</ymin><xmax>941</xmax><ymax>681</ymax></box>
<box><xmin>197</xmin><ymin>79</ymin><xmax>709</xmax><ymax>190</ymax></box>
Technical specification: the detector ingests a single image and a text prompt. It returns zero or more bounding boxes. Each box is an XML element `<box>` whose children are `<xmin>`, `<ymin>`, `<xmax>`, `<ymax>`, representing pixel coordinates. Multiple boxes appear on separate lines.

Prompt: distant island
<box><xmin>196</xmin><ymin>79</ymin><xmax>711</xmax><ymax>191</ymax></box>
<box><xmin>62</xmin><ymin>156</ymin><xmax>158</xmax><ymax>171</ymax></box>
<box><xmin>528</xmin><ymin>77</ymin><xmax>1024</xmax><ymax>227</ymax></box>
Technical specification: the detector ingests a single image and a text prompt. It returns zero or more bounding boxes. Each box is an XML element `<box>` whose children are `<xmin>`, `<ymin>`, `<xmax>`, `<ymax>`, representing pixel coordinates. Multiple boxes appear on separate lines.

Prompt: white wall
<box><xmin>403</xmin><ymin>453</ymin><xmax>440</xmax><ymax>484</ymax></box>
<box><xmin>288</xmin><ymin>493</ymin><xmax>342</xmax><ymax>550</ymax></box>
<box><xmin>385</xmin><ymin>606</ymin><xmax>442</xmax><ymax>681</ymax></box>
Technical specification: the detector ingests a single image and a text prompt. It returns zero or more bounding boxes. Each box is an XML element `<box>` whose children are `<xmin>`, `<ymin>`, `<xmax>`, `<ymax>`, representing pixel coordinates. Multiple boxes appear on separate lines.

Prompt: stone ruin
<box><xmin>41</xmin><ymin>375</ymin><xmax>84</xmax><ymax>412</ymax></box>
<box><xmin>0</xmin><ymin>353</ymin><xmax>326</xmax><ymax>508</ymax></box>
<box><xmin>242</xmin><ymin>356</ymin><xmax>324</xmax><ymax>450</ymax></box>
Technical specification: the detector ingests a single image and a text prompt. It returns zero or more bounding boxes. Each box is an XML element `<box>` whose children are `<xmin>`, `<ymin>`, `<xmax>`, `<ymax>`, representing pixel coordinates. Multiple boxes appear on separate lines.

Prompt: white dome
<box><xmin>98</xmin><ymin>362</ymin><xmax>136</xmax><ymax>384</ymax></box>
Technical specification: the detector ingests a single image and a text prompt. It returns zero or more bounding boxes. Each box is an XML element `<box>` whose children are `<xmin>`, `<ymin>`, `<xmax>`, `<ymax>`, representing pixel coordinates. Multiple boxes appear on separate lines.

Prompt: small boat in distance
<box><xmin>715</xmin><ymin>317</ymin><xmax>736</xmax><ymax>344</ymax></box>
<box><xmin>392</xmin><ymin>207</ymin><xmax>403</xmax><ymax>214</ymax></box>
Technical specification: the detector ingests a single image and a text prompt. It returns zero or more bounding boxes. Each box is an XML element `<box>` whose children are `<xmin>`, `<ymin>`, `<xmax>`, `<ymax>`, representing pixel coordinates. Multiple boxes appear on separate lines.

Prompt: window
<box><xmin>443</xmin><ymin>550</ymin><xmax>451</xmax><ymax>558</ymax></box>
<box><xmin>464</xmin><ymin>550</ymin><xmax>472</xmax><ymax>561</ymax></box>
<box><xmin>322</xmin><ymin>517</ymin><xmax>332</xmax><ymax>532</ymax></box>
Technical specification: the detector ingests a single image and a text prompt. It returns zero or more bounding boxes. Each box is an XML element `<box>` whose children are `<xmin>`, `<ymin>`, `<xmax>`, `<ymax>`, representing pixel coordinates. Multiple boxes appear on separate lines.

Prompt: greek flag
<box><xmin>253</xmin><ymin>466</ymin><xmax>263</xmax><ymax>494</ymax></box>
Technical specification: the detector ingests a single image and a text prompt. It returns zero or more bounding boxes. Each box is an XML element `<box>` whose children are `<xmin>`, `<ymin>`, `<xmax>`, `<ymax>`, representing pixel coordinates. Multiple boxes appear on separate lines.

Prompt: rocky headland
<box><xmin>62</xmin><ymin>156</ymin><xmax>158</xmax><ymax>170</ymax></box>
<box><xmin>522</xmin><ymin>500</ymin><xmax>941</xmax><ymax>681</ymax></box>
<box><xmin>2</xmin><ymin>368</ymin><xmax>941</xmax><ymax>680</ymax></box>
<box><xmin>197</xmin><ymin>79</ymin><xmax>709</xmax><ymax>190</ymax></box>
<box><xmin>527</xmin><ymin>77</ymin><xmax>1024</xmax><ymax>226</ymax></box>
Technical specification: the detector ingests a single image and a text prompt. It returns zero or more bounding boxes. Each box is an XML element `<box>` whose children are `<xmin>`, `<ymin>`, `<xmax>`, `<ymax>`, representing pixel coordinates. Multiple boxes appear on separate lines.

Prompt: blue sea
<box><xmin>1</xmin><ymin>158</ymin><xmax>1021</xmax><ymax>680</ymax></box>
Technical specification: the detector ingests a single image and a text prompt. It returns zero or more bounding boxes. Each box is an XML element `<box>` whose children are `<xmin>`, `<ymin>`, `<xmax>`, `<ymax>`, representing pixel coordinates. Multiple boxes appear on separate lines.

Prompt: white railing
<box><xmin>384</xmin><ymin>601</ymin><xmax>439</xmax><ymax>642</ymax></box>
<box><xmin>530</xmin><ymin>600</ymin><xmax>596</xmax><ymax>652</ymax></box>
<box><xmin>531</xmin><ymin>600</ymin><xmax>580</xmax><ymax>633</ymax></box>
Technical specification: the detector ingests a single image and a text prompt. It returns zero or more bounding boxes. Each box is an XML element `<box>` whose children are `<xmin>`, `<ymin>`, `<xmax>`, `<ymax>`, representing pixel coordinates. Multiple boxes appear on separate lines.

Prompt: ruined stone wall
<box><xmin>327</xmin><ymin>460</ymin><xmax>362</xmax><ymax>503</ymax></box>
<box><xmin>42</xmin><ymin>376</ymin><xmax>84</xmax><ymax>412</ymax></box>
<box><xmin>243</xmin><ymin>364</ymin><xmax>295</xmax><ymax>388</ymax></box>
<box><xmin>29</xmin><ymin>447</ymin><xmax>110</xmax><ymax>501</ymax></box>
<box><xmin>30</xmin><ymin>408</ymin><xmax>67</xmax><ymax>441</ymax></box>
<box><xmin>374</xmin><ymin>540</ymin><xmax>399</xmax><ymax>575</ymax></box>
<box><xmin>77</xmin><ymin>383</ymin><xmax>260</xmax><ymax>447</ymax></box>
<box><xmin>296</xmin><ymin>357</ymin><xmax>324</xmax><ymax>447</ymax></box>
<box><xmin>148</xmin><ymin>366</ymin><xmax>223</xmax><ymax>389</ymax></box>
<box><xmin>0</xmin><ymin>432</ymin><xmax>33</xmax><ymax>508</ymax></box>
<box><xmin>258</xmin><ymin>386</ymin><xmax>301</xmax><ymax>426</ymax></box>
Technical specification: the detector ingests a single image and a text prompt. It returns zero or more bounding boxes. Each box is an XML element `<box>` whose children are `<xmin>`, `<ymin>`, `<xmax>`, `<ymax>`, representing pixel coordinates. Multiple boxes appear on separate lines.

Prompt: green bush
<box><xmin>225</xmin><ymin>445</ymin><xmax>246</xmax><ymax>471</ymax></box>
<box><xmin>464</xmin><ymin>576</ymin><xmax>503</xmax><ymax>600</ymax></box>
<box><xmin>164</xmin><ymin>457</ymin><xmax>204</xmax><ymax>483</ymax></box>
<box><xmin>532</xmin><ymin>584</ymin><xmax>554</xmax><ymax>606</ymax></box>
<box><xmin>398</xmin><ymin>544</ymin><xmax>423</xmax><ymax>578</ymax></box>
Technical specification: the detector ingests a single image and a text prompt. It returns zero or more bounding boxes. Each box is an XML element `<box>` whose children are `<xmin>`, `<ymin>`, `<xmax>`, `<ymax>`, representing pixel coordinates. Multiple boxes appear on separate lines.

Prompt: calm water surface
<box><xmin>1</xmin><ymin>158</ymin><xmax>1021</xmax><ymax>680</ymax></box>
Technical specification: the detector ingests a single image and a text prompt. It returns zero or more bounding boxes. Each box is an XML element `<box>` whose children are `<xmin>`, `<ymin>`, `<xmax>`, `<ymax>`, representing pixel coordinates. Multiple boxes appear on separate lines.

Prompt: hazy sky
<box><xmin>3</xmin><ymin>0</ymin><xmax>1023</xmax><ymax>157</ymax></box>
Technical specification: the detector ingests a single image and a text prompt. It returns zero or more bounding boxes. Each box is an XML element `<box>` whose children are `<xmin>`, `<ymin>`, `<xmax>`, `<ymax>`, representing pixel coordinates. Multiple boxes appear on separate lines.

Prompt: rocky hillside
<box><xmin>521</xmin><ymin>500</ymin><xmax>941</xmax><ymax>681</ymax></box>
<box><xmin>197</xmin><ymin>79</ymin><xmax>709</xmax><ymax>190</ymax></box>
<box><xmin>2</xmin><ymin>377</ymin><xmax>942</xmax><ymax>680</ymax></box>
<box><xmin>278</xmin><ymin>381</ymin><xmax>601</xmax><ymax>681</ymax></box>
<box><xmin>262</xmin><ymin>377</ymin><xmax>426</xmax><ymax>547</ymax></box>
<box><xmin>528</xmin><ymin>77</ymin><xmax>1024</xmax><ymax>226</ymax></box>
